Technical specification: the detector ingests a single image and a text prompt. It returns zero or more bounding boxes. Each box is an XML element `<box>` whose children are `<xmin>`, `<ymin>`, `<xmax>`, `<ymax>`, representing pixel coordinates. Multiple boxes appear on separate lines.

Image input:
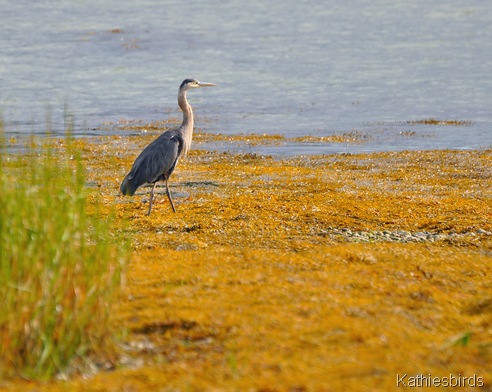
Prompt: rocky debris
<box><xmin>320</xmin><ymin>227</ymin><xmax>491</xmax><ymax>243</ymax></box>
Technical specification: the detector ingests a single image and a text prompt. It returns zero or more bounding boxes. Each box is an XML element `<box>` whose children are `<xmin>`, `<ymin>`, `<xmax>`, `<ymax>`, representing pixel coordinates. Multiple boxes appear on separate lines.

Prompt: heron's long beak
<box><xmin>198</xmin><ymin>82</ymin><xmax>216</xmax><ymax>87</ymax></box>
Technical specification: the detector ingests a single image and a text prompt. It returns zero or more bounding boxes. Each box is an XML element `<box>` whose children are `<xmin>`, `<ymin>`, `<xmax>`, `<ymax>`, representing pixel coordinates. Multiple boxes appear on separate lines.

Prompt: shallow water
<box><xmin>1</xmin><ymin>0</ymin><xmax>491</xmax><ymax>154</ymax></box>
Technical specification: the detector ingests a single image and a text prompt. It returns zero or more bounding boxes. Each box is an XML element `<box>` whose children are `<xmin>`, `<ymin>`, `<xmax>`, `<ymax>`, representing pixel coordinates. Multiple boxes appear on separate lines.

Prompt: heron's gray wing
<box><xmin>120</xmin><ymin>132</ymin><xmax>183</xmax><ymax>195</ymax></box>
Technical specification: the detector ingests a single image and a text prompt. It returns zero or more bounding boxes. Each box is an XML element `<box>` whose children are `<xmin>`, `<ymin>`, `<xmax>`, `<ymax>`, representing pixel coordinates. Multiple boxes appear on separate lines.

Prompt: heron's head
<box><xmin>179</xmin><ymin>78</ymin><xmax>216</xmax><ymax>91</ymax></box>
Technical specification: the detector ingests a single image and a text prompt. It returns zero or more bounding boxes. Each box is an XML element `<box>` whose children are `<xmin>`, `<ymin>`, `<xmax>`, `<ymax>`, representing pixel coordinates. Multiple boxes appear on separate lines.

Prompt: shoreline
<box><xmin>4</xmin><ymin>119</ymin><xmax>492</xmax><ymax>156</ymax></box>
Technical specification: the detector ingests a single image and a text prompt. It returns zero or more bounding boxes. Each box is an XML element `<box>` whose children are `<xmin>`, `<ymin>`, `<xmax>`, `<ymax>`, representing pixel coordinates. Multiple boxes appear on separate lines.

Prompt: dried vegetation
<box><xmin>2</xmin><ymin>132</ymin><xmax>491</xmax><ymax>391</ymax></box>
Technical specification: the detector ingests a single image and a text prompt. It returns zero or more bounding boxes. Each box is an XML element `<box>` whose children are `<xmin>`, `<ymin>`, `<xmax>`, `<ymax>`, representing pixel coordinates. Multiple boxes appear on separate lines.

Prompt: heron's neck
<box><xmin>178</xmin><ymin>89</ymin><xmax>193</xmax><ymax>155</ymax></box>
<box><xmin>178</xmin><ymin>90</ymin><xmax>194</xmax><ymax>132</ymax></box>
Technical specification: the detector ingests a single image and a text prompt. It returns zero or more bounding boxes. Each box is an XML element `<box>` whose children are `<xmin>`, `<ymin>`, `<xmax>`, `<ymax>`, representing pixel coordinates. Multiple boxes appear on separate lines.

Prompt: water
<box><xmin>1</xmin><ymin>0</ymin><xmax>491</xmax><ymax>154</ymax></box>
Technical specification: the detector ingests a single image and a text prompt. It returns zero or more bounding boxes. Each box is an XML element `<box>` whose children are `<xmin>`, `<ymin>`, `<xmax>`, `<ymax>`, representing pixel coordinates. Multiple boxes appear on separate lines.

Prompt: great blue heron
<box><xmin>120</xmin><ymin>78</ymin><xmax>215</xmax><ymax>215</ymax></box>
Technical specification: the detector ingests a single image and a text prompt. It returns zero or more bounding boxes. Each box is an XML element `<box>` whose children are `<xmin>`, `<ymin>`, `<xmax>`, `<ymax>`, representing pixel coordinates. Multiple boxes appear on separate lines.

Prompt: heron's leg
<box><xmin>147</xmin><ymin>182</ymin><xmax>157</xmax><ymax>216</ymax></box>
<box><xmin>165</xmin><ymin>178</ymin><xmax>176</xmax><ymax>213</ymax></box>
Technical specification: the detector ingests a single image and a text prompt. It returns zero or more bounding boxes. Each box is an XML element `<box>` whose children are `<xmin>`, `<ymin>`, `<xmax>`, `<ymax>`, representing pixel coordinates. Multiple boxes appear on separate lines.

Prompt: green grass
<box><xmin>0</xmin><ymin>131</ymin><xmax>127</xmax><ymax>380</ymax></box>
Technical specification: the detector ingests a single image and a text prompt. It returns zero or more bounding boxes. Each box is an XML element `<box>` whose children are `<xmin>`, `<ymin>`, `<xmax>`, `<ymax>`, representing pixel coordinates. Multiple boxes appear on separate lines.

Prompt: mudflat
<box><xmin>4</xmin><ymin>133</ymin><xmax>491</xmax><ymax>391</ymax></box>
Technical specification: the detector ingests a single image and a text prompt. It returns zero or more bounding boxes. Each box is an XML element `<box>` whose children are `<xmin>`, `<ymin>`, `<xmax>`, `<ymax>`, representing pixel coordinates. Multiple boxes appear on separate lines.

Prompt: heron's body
<box><xmin>120</xmin><ymin>78</ymin><xmax>215</xmax><ymax>215</ymax></box>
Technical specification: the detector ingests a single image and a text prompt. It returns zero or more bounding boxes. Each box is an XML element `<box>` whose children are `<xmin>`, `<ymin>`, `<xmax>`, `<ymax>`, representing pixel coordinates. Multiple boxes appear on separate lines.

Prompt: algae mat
<box><xmin>3</xmin><ymin>134</ymin><xmax>492</xmax><ymax>391</ymax></box>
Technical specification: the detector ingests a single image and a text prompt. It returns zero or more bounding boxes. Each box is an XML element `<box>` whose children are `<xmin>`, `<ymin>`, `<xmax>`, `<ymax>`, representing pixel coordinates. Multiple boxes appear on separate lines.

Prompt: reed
<box><xmin>0</xmin><ymin>130</ymin><xmax>126</xmax><ymax>380</ymax></box>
